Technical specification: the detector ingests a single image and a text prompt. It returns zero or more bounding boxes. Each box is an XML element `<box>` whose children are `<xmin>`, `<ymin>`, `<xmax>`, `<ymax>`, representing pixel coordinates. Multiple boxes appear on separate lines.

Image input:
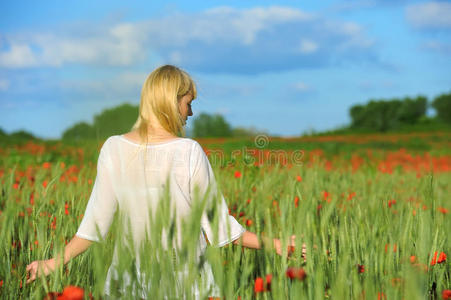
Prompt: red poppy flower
<box><xmin>438</xmin><ymin>252</ymin><xmax>447</xmax><ymax>264</ymax></box>
<box><xmin>286</xmin><ymin>267</ymin><xmax>307</xmax><ymax>281</ymax></box>
<box><xmin>438</xmin><ymin>207</ymin><xmax>449</xmax><ymax>214</ymax></box>
<box><xmin>443</xmin><ymin>289</ymin><xmax>451</xmax><ymax>299</ymax></box>
<box><xmin>357</xmin><ymin>264</ymin><xmax>365</xmax><ymax>273</ymax></box>
<box><xmin>254</xmin><ymin>274</ymin><xmax>272</xmax><ymax>293</ymax></box>
<box><xmin>431</xmin><ymin>251</ymin><xmax>438</xmax><ymax>265</ymax></box>
<box><xmin>51</xmin><ymin>217</ymin><xmax>57</xmax><ymax>230</ymax></box>
<box><xmin>431</xmin><ymin>251</ymin><xmax>447</xmax><ymax>266</ymax></box>
<box><xmin>234</xmin><ymin>171</ymin><xmax>242</xmax><ymax>178</ymax></box>
<box><xmin>296</xmin><ymin>175</ymin><xmax>302</xmax><ymax>182</ymax></box>
<box><xmin>60</xmin><ymin>285</ymin><xmax>84</xmax><ymax>300</ymax></box>
<box><xmin>294</xmin><ymin>196</ymin><xmax>299</xmax><ymax>208</ymax></box>
<box><xmin>254</xmin><ymin>277</ymin><xmax>264</xmax><ymax>293</ymax></box>
<box><xmin>388</xmin><ymin>199</ymin><xmax>396</xmax><ymax>208</ymax></box>
<box><xmin>385</xmin><ymin>243</ymin><xmax>397</xmax><ymax>253</ymax></box>
<box><xmin>317</xmin><ymin>204</ymin><xmax>322</xmax><ymax>215</ymax></box>
<box><xmin>322</xmin><ymin>191</ymin><xmax>330</xmax><ymax>202</ymax></box>
<box><xmin>265</xmin><ymin>274</ymin><xmax>272</xmax><ymax>291</ymax></box>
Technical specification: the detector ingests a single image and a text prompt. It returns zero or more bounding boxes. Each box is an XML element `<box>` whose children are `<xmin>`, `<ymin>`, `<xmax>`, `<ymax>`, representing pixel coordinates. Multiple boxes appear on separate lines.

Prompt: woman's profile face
<box><xmin>178</xmin><ymin>94</ymin><xmax>194</xmax><ymax>125</ymax></box>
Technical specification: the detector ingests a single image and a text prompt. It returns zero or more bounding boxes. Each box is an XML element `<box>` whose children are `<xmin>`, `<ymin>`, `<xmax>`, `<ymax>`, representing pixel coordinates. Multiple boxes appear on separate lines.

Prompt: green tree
<box><xmin>93</xmin><ymin>103</ymin><xmax>139</xmax><ymax>139</ymax></box>
<box><xmin>62</xmin><ymin>103</ymin><xmax>139</xmax><ymax>141</ymax></box>
<box><xmin>232</xmin><ymin>126</ymin><xmax>267</xmax><ymax>137</ymax></box>
<box><xmin>9</xmin><ymin>130</ymin><xmax>36</xmax><ymax>140</ymax></box>
<box><xmin>349</xmin><ymin>105</ymin><xmax>366</xmax><ymax>129</ymax></box>
<box><xmin>432</xmin><ymin>92</ymin><xmax>451</xmax><ymax>123</ymax></box>
<box><xmin>62</xmin><ymin>122</ymin><xmax>96</xmax><ymax>141</ymax></box>
<box><xmin>351</xmin><ymin>100</ymin><xmax>401</xmax><ymax>132</ymax></box>
<box><xmin>349</xmin><ymin>96</ymin><xmax>428</xmax><ymax>132</ymax></box>
<box><xmin>192</xmin><ymin>113</ymin><xmax>232</xmax><ymax>138</ymax></box>
<box><xmin>0</xmin><ymin>128</ymin><xmax>6</xmax><ymax>138</ymax></box>
<box><xmin>398</xmin><ymin>96</ymin><xmax>427</xmax><ymax>124</ymax></box>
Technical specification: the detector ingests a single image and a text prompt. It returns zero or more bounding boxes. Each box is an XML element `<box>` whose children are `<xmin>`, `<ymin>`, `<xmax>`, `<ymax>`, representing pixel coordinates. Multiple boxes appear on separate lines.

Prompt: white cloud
<box><xmin>0</xmin><ymin>6</ymin><xmax>377</xmax><ymax>73</ymax></box>
<box><xmin>421</xmin><ymin>40</ymin><xmax>451</xmax><ymax>55</ymax></box>
<box><xmin>60</xmin><ymin>71</ymin><xmax>148</xmax><ymax>95</ymax></box>
<box><xmin>0</xmin><ymin>79</ymin><xmax>10</xmax><ymax>91</ymax></box>
<box><xmin>34</xmin><ymin>24</ymin><xmax>147</xmax><ymax>67</ymax></box>
<box><xmin>299</xmin><ymin>39</ymin><xmax>318</xmax><ymax>54</ymax></box>
<box><xmin>406</xmin><ymin>2</ymin><xmax>451</xmax><ymax>29</ymax></box>
<box><xmin>0</xmin><ymin>44</ymin><xmax>38</xmax><ymax>68</ymax></box>
<box><xmin>293</xmin><ymin>81</ymin><xmax>311</xmax><ymax>91</ymax></box>
<box><xmin>0</xmin><ymin>21</ymin><xmax>149</xmax><ymax>68</ymax></box>
<box><xmin>116</xmin><ymin>71</ymin><xmax>148</xmax><ymax>89</ymax></box>
<box><xmin>204</xmin><ymin>6</ymin><xmax>313</xmax><ymax>45</ymax></box>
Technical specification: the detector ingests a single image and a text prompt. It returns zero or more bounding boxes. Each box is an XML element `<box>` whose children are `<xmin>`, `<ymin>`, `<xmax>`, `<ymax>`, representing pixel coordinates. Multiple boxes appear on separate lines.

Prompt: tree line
<box><xmin>1</xmin><ymin>91</ymin><xmax>449</xmax><ymax>142</ymax></box>
<box><xmin>349</xmin><ymin>91</ymin><xmax>451</xmax><ymax>132</ymax></box>
<box><xmin>60</xmin><ymin>90</ymin><xmax>451</xmax><ymax>139</ymax></box>
<box><xmin>60</xmin><ymin>104</ymin><xmax>264</xmax><ymax>141</ymax></box>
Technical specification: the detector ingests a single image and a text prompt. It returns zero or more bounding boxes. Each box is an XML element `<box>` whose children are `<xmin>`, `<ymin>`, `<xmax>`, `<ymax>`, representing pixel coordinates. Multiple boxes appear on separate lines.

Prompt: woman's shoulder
<box><xmin>181</xmin><ymin>138</ymin><xmax>204</xmax><ymax>152</ymax></box>
<box><xmin>104</xmin><ymin>133</ymin><xmax>202</xmax><ymax>151</ymax></box>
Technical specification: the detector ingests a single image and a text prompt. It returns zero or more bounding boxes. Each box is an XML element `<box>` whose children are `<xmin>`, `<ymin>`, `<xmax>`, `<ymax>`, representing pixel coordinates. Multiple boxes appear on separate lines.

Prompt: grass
<box><xmin>0</xmin><ymin>136</ymin><xmax>450</xmax><ymax>299</ymax></box>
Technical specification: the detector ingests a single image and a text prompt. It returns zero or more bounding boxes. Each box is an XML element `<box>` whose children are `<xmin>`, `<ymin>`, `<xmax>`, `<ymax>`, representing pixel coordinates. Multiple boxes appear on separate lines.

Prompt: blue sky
<box><xmin>1</xmin><ymin>0</ymin><xmax>450</xmax><ymax>138</ymax></box>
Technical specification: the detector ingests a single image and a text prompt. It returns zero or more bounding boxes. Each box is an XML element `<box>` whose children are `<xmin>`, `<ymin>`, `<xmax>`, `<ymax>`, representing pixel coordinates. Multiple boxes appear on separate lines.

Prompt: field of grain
<box><xmin>1</xmin><ymin>132</ymin><xmax>450</xmax><ymax>299</ymax></box>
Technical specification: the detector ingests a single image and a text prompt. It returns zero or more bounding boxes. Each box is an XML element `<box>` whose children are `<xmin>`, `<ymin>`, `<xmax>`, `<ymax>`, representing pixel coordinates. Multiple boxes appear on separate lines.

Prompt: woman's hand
<box><xmin>25</xmin><ymin>236</ymin><xmax>93</xmax><ymax>284</ymax></box>
<box><xmin>274</xmin><ymin>235</ymin><xmax>307</xmax><ymax>261</ymax></box>
<box><xmin>26</xmin><ymin>258</ymin><xmax>56</xmax><ymax>284</ymax></box>
<box><xmin>274</xmin><ymin>235</ymin><xmax>296</xmax><ymax>256</ymax></box>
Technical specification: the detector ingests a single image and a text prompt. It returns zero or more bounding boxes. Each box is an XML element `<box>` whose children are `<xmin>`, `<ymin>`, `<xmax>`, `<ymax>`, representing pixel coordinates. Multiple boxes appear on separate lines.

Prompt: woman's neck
<box><xmin>146</xmin><ymin>126</ymin><xmax>176</xmax><ymax>138</ymax></box>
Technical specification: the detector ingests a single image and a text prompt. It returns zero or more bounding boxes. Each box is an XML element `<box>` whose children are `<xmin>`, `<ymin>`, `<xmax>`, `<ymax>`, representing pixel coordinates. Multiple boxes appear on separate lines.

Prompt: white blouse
<box><xmin>75</xmin><ymin>135</ymin><xmax>245</xmax><ymax>298</ymax></box>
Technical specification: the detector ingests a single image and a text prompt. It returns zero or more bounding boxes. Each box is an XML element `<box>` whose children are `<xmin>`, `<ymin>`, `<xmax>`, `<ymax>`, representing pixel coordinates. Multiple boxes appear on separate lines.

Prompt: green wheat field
<box><xmin>1</xmin><ymin>133</ymin><xmax>450</xmax><ymax>299</ymax></box>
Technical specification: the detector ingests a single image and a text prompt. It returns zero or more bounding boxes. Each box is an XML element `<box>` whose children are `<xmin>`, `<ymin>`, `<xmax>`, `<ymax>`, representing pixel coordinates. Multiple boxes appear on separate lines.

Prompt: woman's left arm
<box><xmin>232</xmin><ymin>231</ymin><xmax>300</xmax><ymax>256</ymax></box>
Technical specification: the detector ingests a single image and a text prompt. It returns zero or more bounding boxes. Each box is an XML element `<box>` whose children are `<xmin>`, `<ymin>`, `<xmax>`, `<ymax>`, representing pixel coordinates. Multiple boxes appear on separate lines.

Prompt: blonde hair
<box><xmin>132</xmin><ymin>65</ymin><xmax>197</xmax><ymax>142</ymax></box>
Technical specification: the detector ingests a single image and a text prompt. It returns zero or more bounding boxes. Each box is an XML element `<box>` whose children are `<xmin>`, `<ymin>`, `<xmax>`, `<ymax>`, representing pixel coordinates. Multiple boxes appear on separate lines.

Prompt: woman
<box><xmin>26</xmin><ymin>65</ymin><xmax>298</xmax><ymax>298</ymax></box>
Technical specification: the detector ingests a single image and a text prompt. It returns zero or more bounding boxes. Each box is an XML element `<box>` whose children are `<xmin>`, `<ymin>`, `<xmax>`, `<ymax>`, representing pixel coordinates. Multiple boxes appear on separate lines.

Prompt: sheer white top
<box><xmin>75</xmin><ymin>135</ymin><xmax>245</xmax><ymax>297</ymax></box>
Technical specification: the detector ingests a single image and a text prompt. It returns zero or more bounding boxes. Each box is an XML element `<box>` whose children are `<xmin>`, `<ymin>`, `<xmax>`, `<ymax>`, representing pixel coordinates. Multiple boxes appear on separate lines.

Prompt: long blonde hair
<box><xmin>132</xmin><ymin>65</ymin><xmax>197</xmax><ymax>143</ymax></box>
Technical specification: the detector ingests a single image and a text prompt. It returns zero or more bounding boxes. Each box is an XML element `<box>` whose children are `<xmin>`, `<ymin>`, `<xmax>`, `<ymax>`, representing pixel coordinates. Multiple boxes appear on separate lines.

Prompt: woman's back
<box><xmin>75</xmin><ymin>134</ymin><xmax>245</xmax><ymax>298</ymax></box>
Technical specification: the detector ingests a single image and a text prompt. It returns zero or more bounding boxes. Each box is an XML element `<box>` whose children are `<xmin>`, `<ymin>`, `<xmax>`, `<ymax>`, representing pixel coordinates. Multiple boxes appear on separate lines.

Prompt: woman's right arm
<box><xmin>26</xmin><ymin>235</ymin><xmax>93</xmax><ymax>284</ymax></box>
<box><xmin>26</xmin><ymin>140</ymin><xmax>117</xmax><ymax>284</ymax></box>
